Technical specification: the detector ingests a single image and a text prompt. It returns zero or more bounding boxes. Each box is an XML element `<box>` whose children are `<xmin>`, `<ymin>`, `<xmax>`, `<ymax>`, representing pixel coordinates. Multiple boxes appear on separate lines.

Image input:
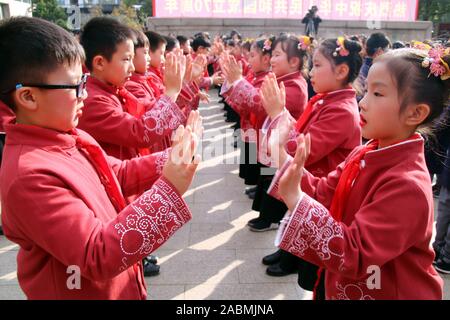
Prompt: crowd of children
<box><xmin>0</xmin><ymin>15</ymin><xmax>449</xmax><ymax>300</ymax></box>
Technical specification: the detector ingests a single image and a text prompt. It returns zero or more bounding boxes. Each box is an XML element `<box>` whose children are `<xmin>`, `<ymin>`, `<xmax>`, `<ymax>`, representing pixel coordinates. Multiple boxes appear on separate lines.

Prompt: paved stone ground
<box><xmin>0</xmin><ymin>90</ymin><xmax>449</xmax><ymax>300</ymax></box>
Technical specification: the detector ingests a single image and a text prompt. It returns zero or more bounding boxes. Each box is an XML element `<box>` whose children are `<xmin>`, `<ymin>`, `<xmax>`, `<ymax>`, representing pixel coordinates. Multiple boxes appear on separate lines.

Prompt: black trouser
<box><xmin>251</xmin><ymin>164</ymin><xmax>287</xmax><ymax>222</ymax></box>
<box><xmin>239</xmin><ymin>141</ymin><xmax>260</xmax><ymax>185</ymax></box>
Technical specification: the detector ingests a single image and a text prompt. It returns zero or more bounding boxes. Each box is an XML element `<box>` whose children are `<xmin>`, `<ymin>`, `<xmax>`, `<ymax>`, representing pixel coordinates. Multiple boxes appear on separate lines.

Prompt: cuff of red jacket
<box><xmin>115</xmin><ymin>176</ymin><xmax>192</xmax><ymax>272</ymax></box>
<box><xmin>267</xmin><ymin>155</ymin><xmax>293</xmax><ymax>200</ymax></box>
<box><xmin>278</xmin><ymin>192</ymin><xmax>342</xmax><ymax>265</ymax></box>
<box><xmin>159</xmin><ymin>94</ymin><xmax>187</xmax><ymax>125</ymax></box>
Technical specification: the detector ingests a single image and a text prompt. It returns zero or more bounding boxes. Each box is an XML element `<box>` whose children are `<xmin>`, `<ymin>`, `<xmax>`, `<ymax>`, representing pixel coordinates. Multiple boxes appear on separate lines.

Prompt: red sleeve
<box><xmin>279</xmin><ymin>179</ymin><xmax>430</xmax><ymax>280</ymax></box>
<box><xmin>268</xmin><ymin>154</ymin><xmax>345</xmax><ymax>209</ymax></box>
<box><xmin>80</xmin><ymin>95</ymin><xmax>185</xmax><ymax>148</ymax></box>
<box><xmin>284</xmin><ymin>81</ymin><xmax>307</xmax><ymax>119</ymax></box>
<box><xmin>222</xmin><ymin>78</ymin><xmax>265</xmax><ymax>117</ymax></box>
<box><xmin>107</xmin><ymin>148</ymin><xmax>169</xmax><ymax>197</ymax></box>
<box><xmin>3</xmin><ymin>175</ymin><xmax>191</xmax><ymax>282</ymax></box>
<box><xmin>124</xmin><ymin>81</ymin><xmax>156</xmax><ymax>111</ymax></box>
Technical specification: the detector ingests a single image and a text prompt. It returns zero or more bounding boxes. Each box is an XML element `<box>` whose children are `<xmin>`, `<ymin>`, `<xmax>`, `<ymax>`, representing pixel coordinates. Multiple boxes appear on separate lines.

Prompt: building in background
<box><xmin>57</xmin><ymin>0</ymin><xmax>120</xmax><ymax>14</ymax></box>
<box><xmin>0</xmin><ymin>0</ymin><xmax>32</xmax><ymax>19</ymax></box>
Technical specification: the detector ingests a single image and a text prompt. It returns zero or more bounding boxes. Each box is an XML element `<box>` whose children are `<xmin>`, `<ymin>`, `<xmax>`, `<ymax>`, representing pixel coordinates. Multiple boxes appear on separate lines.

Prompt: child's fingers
<box><xmin>280</xmin><ymin>81</ymin><xmax>286</xmax><ymax>105</ymax></box>
<box><xmin>305</xmin><ymin>133</ymin><xmax>311</xmax><ymax>159</ymax></box>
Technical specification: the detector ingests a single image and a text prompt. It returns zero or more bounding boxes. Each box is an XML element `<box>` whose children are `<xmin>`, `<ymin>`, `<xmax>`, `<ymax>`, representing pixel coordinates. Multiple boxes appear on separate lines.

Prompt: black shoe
<box><xmin>245</xmin><ymin>186</ymin><xmax>258</xmax><ymax>195</ymax></box>
<box><xmin>0</xmin><ymin>225</ymin><xmax>3</xmax><ymax>236</ymax></box>
<box><xmin>143</xmin><ymin>261</ymin><xmax>160</xmax><ymax>277</ymax></box>
<box><xmin>144</xmin><ymin>255</ymin><xmax>158</xmax><ymax>265</ymax></box>
<box><xmin>434</xmin><ymin>258</ymin><xmax>450</xmax><ymax>274</ymax></box>
<box><xmin>248</xmin><ymin>219</ymin><xmax>279</xmax><ymax>232</ymax></box>
<box><xmin>247</xmin><ymin>217</ymin><xmax>262</xmax><ymax>227</ymax></box>
<box><xmin>266</xmin><ymin>262</ymin><xmax>296</xmax><ymax>277</ymax></box>
<box><xmin>262</xmin><ymin>250</ymin><xmax>282</xmax><ymax>266</ymax></box>
<box><xmin>247</xmin><ymin>190</ymin><xmax>256</xmax><ymax>200</ymax></box>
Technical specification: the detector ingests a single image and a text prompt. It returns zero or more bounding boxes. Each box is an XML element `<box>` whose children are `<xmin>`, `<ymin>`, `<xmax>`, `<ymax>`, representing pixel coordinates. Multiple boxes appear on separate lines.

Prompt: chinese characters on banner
<box><xmin>154</xmin><ymin>0</ymin><xmax>418</xmax><ymax>21</ymax></box>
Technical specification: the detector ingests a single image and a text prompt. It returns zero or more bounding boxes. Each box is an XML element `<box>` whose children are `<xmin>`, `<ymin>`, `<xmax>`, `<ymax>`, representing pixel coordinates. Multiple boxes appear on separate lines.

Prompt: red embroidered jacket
<box><xmin>0</xmin><ymin>124</ymin><xmax>191</xmax><ymax>299</ymax></box>
<box><xmin>269</xmin><ymin>136</ymin><xmax>443</xmax><ymax>300</ymax></box>
<box><xmin>78</xmin><ymin>76</ymin><xmax>186</xmax><ymax>159</ymax></box>
<box><xmin>265</xmin><ymin>88</ymin><xmax>361</xmax><ymax>177</ymax></box>
<box><xmin>222</xmin><ymin>71</ymin><xmax>308</xmax><ymax>165</ymax></box>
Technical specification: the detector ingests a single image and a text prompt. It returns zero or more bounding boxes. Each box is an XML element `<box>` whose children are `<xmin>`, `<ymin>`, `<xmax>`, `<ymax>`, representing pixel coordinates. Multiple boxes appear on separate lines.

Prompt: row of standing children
<box><xmin>218</xmin><ymin>29</ymin><xmax>450</xmax><ymax>299</ymax></box>
<box><xmin>0</xmin><ymin>16</ymin><xmax>209</xmax><ymax>299</ymax></box>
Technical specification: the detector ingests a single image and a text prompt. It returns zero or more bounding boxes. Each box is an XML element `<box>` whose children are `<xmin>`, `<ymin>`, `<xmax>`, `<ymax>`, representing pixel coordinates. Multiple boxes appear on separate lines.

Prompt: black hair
<box><xmin>145</xmin><ymin>31</ymin><xmax>167</xmax><ymax>53</ymax></box>
<box><xmin>318</xmin><ymin>38</ymin><xmax>363</xmax><ymax>84</ymax></box>
<box><xmin>392</xmin><ymin>41</ymin><xmax>406</xmax><ymax>50</ymax></box>
<box><xmin>0</xmin><ymin>17</ymin><xmax>85</xmax><ymax>110</ymax></box>
<box><xmin>376</xmin><ymin>48</ymin><xmax>450</xmax><ymax>130</ymax></box>
<box><xmin>242</xmin><ymin>40</ymin><xmax>252</xmax><ymax>52</ymax></box>
<box><xmin>80</xmin><ymin>17</ymin><xmax>133</xmax><ymax>72</ymax></box>
<box><xmin>225</xmin><ymin>39</ymin><xmax>237</xmax><ymax>47</ymax></box>
<box><xmin>366</xmin><ymin>32</ymin><xmax>391</xmax><ymax>56</ymax></box>
<box><xmin>192</xmin><ymin>36</ymin><xmax>211</xmax><ymax>52</ymax></box>
<box><xmin>252</xmin><ymin>36</ymin><xmax>275</xmax><ymax>56</ymax></box>
<box><xmin>177</xmin><ymin>35</ymin><xmax>188</xmax><ymax>46</ymax></box>
<box><xmin>131</xmin><ymin>28</ymin><xmax>149</xmax><ymax>50</ymax></box>
<box><xmin>272</xmin><ymin>33</ymin><xmax>310</xmax><ymax>78</ymax></box>
<box><xmin>164</xmin><ymin>36</ymin><xmax>179</xmax><ymax>52</ymax></box>
<box><xmin>230</xmin><ymin>29</ymin><xmax>242</xmax><ymax>40</ymax></box>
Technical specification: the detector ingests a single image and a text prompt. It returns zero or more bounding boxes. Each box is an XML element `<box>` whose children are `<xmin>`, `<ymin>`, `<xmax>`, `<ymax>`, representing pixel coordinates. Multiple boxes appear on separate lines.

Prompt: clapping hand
<box><xmin>260</xmin><ymin>73</ymin><xmax>286</xmax><ymax>119</ymax></box>
<box><xmin>163</xmin><ymin>110</ymin><xmax>203</xmax><ymax>195</ymax></box>
<box><xmin>278</xmin><ymin>134</ymin><xmax>311</xmax><ymax>211</ymax></box>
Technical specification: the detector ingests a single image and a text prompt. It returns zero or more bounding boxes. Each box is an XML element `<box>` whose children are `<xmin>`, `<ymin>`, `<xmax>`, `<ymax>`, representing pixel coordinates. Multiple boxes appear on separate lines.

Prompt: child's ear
<box><xmin>14</xmin><ymin>87</ymin><xmax>38</xmax><ymax>112</ymax></box>
<box><xmin>405</xmin><ymin>103</ymin><xmax>431</xmax><ymax>127</ymax></box>
<box><xmin>289</xmin><ymin>56</ymin><xmax>301</xmax><ymax>70</ymax></box>
<box><xmin>336</xmin><ymin>64</ymin><xmax>350</xmax><ymax>82</ymax></box>
<box><xmin>92</xmin><ymin>55</ymin><xmax>106</xmax><ymax>72</ymax></box>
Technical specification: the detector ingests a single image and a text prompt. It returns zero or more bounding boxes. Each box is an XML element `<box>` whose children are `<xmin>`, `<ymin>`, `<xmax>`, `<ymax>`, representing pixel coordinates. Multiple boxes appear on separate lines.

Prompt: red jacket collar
<box><xmin>87</xmin><ymin>75</ymin><xmax>118</xmax><ymax>95</ymax></box>
<box><xmin>4</xmin><ymin>123</ymin><xmax>76</xmax><ymax>149</ymax></box>
<box><xmin>276</xmin><ymin>71</ymin><xmax>302</xmax><ymax>83</ymax></box>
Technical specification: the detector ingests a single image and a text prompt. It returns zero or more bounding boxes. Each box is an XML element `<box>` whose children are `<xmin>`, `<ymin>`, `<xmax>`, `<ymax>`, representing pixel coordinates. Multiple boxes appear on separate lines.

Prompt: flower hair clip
<box><xmin>298</xmin><ymin>36</ymin><xmax>311</xmax><ymax>51</ymax></box>
<box><xmin>333</xmin><ymin>37</ymin><xmax>349</xmax><ymax>57</ymax></box>
<box><xmin>263</xmin><ymin>39</ymin><xmax>272</xmax><ymax>52</ymax></box>
<box><xmin>422</xmin><ymin>46</ymin><xmax>450</xmax><ymax>81</ymax></box>
<box><xmin>412</xmin><ymin>41</ymin><xmax>432</xmax><ymax>51</ymax></box>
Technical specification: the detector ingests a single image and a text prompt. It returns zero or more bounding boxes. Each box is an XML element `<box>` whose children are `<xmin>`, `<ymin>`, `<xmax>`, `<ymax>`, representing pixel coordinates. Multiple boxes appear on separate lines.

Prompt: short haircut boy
<box><xmin>145</xmin><ymin>31</ymin><xmax>167</xmax><ymax>52</ymax></box>
<box><xmin>0</xmin><ymin>17</ymin><xmax>85</xmax><ymax>109</ymax></box>
<box><xmin>192</xmin><ymin>36</ymin><xmax>211</xmax><ymax>52</ymax></box>
<box><xmin>80</xmin><ymin>17</ymin><xmax>134</xmax><ymax>71</ymax></box>
<box><xmin>131</xmin><ymin>28</ymin><xmax>150</xmax><ymax>50</ymax></box>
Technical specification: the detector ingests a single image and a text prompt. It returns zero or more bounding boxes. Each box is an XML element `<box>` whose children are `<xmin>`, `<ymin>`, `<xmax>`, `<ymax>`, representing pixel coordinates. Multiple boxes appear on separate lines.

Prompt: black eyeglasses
<box><xmin>2</xmin><ymin>74</ymin><xmax>88</xmax><ymax>98</ymax></box>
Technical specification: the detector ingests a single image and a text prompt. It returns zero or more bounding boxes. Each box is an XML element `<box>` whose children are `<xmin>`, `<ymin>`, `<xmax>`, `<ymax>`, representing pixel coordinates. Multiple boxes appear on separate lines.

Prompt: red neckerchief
<box><xmin>295</xmin><ymin>93</ymin><xmax>327</xmax><ymax>132</ymax></box>
<box><xmin>312</xmin><ymin>133</ymin><xmax>422</xmax><ymax>299</ymax></box>
<box><xmin>147</xmin><ymin>66</ymin><xmax>165</xmax><ymax>99</ymax></box>
<box><xmin>71</xmin><ymin>129</ymin><xmax>127</xmax><ymax>212</ymax></box>
<box><xmin>116</xmin><ymin>87</ymin><xmax>150</xmax><ymax>156</ymax></box>
<box><xmin>117</xmin><ymin>87</ymin><xmax>145</xmax><ymax>118</ymax></box>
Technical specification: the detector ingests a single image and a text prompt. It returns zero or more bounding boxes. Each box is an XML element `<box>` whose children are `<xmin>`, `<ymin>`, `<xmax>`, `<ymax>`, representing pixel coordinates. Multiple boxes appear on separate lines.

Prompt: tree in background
<box><xmin>419</xmin><ymin>0</ymin><xmax>450</xmax><ymax>24</ymax></box>
<box><xmin>122</xmin><ymin>0</ymin><xmax>152</xmax><ymax>25</ymax></box>
<box><xmin>32</xmin><ymin>0</ymin><xmax>68</xmax><ymax>29</ymax></box>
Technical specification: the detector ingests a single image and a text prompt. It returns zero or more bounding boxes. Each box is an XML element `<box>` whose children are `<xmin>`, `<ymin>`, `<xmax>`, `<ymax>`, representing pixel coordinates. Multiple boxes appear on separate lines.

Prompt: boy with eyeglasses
<box><xmin>0</xmin><ymin>16</ymin><xmax>202</xmax><ymax>299</ymax></box>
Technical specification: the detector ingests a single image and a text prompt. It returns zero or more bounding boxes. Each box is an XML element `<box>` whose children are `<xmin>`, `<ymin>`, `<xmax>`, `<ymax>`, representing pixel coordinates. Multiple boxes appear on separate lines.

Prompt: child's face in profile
<box><xmin>103</xmin><ymin>39</ymin><xmax>135</xmax><ymax>87</ymax></box>
<box><xmin>134</xmin><ymin>45</ymin><xmax>150</xmax><ymax>74</ymax></box>
<box><xmin>150</xmin><ymin>43</ymin><xmax>166</xmax><ymax>69</ymax></box>
<box><xmin>359</xmin><ymin>61</ymin><xmax>406</xmax><ymax>147</ymax></box>
<box><xmin>310</xmin><ymin>50</ymin><xmax>343</xmax><ymax>93</ymax></box>
<box><xmin>248</xmin><ymin>47</ymin><xmax>265</xmax><ymax>73</ymax></box>
<box><xmin>270</xmin><ymin>43</ymin><xmax>292</xmax><ymax>77</ymax></box>
<box><xmin>26</xmin><ymin>62</ymin><xmax>86</xmax><ymax>132</ymax></box>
